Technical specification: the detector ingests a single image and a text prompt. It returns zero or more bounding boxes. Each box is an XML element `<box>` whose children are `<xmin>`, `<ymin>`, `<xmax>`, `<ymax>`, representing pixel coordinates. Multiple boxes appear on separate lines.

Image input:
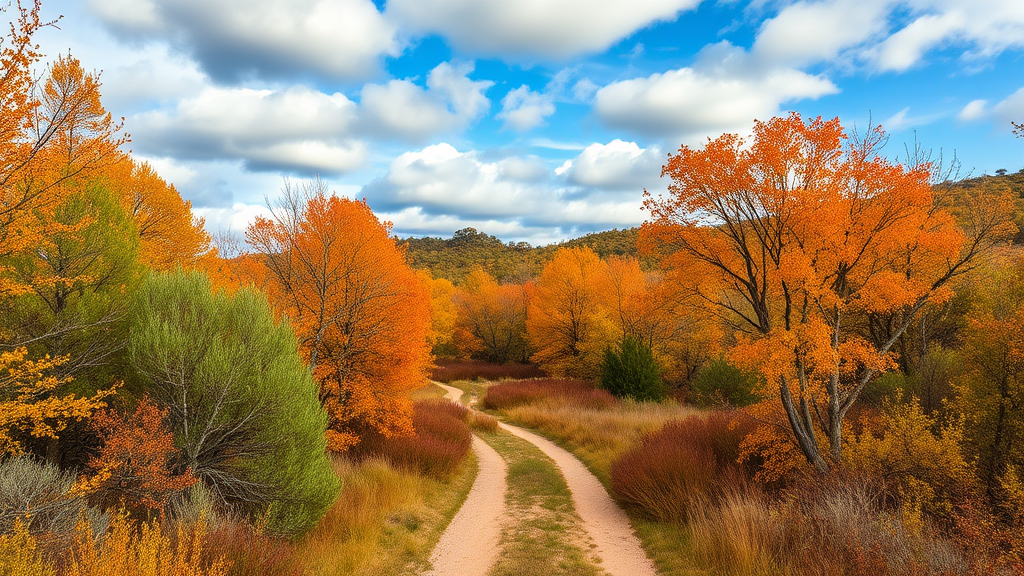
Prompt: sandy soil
<box><xmin>499</xmin><ymin>422</ymin><xmax>659</xmax><ymax>576</ymax></box>
<box><xmin>423</xmin><ymin>384</ymin><xmax>508</xmax><ymax>576</ymax></box>
<box><xmin>427</xmin><ymin>382</ymin><xmax>658</xmax><ymax>576</ymax></box>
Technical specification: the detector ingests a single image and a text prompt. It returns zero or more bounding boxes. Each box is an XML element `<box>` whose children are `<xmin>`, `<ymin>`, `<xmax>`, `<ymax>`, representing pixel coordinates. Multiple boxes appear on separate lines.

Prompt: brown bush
<box><xmin>429</xmin><ymin>359</ymin><xmax>547</xmax><ymax>383</ymax></box>
<box><xmin>481</xmin><ymin>378</ymin><xmax>616</xmax><ymax>410</ymax></box>
<box><xmin>609</xmin><ymin>411</ymin><xmax>755</xmax><ymax>522</ymax></box>
<box><xmin>352</xmin><ymin>400</ymin><xmax>472</xmax><ymax>480</ymax></box>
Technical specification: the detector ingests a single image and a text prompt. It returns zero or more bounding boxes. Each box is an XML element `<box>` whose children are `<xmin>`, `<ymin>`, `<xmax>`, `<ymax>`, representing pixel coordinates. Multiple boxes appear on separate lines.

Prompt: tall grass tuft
<box><xmin>482</xmin><ymin>378</ymin><xmax>616</xmax><ymax>410</ymax></box>
<box><xmin>609</xmin><ymin>411</ymin><xmax>755</xmax><ymax>522</ymax></box>
<box><xmin>429</xmin><ymin>359</ymin><xmax>547</xmax><ymax>383</ymax></box>
<box><xmin>353</xmin><ymin>400</ymin><xmax>472</xmax><ymax>480</ymax></box>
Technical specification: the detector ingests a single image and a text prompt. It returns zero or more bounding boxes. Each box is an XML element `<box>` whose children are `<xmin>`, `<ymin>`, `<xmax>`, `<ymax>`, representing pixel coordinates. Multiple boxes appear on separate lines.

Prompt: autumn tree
<box><xmin>955</xmin><ymin>255</ymin><xmax>1024</xmax><ymax>507</ymax></box>
<box><xmin>247</xmin><ymin>179</ymin><xmax>432</xmax><ymax>452</ymax></box>
<box><xmin>102</xmin><ymin>156</ymin><xmax>211</xmax><ymax>270</ymax></box>
<box><xmin>1</xmin><ymin>47</ymin><xmax>126</xmax><ymax>298</ymax></box>
<box><xmin>418</xmin><ymin>270</ymin><xmax>458</xmax><ymax>356</ymax></box>
<box><xmin>527</xmin><ymin>247</ymin><xmax>616</xmax><ymax>378</ymax></box>
<box><xmin>642</xmin><ymin>113</ymin><xmax>1017</xmax><ymax>473</ymax></box>
<box><xmin>604</xmin><ymin>255</ymin><xmax>719</xmax><ymax>386</ymax></box>
<box><xmin>453</xmin><ymin>268</ymin><xmax>531</xmax><ymax>363</ymax></box>
<box><xmin>0</xmin><ymin>348</ymin><xmax>112</xmax><ymax>457</ymax></box>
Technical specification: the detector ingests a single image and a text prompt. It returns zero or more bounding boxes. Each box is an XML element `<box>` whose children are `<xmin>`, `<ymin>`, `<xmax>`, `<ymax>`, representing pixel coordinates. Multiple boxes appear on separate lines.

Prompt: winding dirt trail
<box><xmin>428</xmin><ymin>382</ymin><xmax>659</xmax><ymax>576</ymax></box>
<box><xmin>423</xmin><ymin>384</ymin><xmax>508</xmax><ymax>576</ymax></box>
<box><xmin>498</xmin><ymin>422</ymin><xmax>658</xmax><ymax>576</ymax></box>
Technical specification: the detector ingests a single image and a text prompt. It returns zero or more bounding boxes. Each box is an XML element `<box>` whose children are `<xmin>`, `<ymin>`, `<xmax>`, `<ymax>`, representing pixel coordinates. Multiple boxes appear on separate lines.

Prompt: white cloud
<box><xmin>993</xmin><ymin>88</ymin><xmax>1024</xmax><ymax>125</ymax></box>
<box><xmin>872</xmin><ymin>11</ymin><xmax>964</xmax><ymax>72</ymax></box>
<box><xmin>359</xmin><ymin>62</ymin><xmax>493</xmax><ymax>141</ymax></box>
<box><xmin>362</xmin><ymin>143</ymin><xmax>647</xmax><ymax>235</ymax></box>
<box><xmin>386</xmin><ymin>0</ymin><xmax>702</xmax><ymax>60</ymax></box>
<box><xmin>498</xmin><ymin>86</ymin><xmax>556</xmax><ymax>131</ymax></box>
<box><xmin>752</xmin><ymin>0</ymin><xmax>890</xmax><ymax>67</ymax></box>
<box><xmin>130</xmin><ymin>85</ymin><xmax>366</xmax><ymax>174</ymax></box>
<box><xmin>594</xmin><ymin>43</ymin><xmax>837</xmax><ymax>139</ymax></box>
<box><xmin>88</xmin><ymin>0</ymin><xmax>399</xmax><ymax>82</ymax></box>
<box><xmin>958</xmin><ymin>99</ymin><xmax>989</xmax><ymax>121</ymax></box>
<box><xmin>563</xmin><ymin>140</ymin><xmax>664</xmax><ymax>190</ymax></box>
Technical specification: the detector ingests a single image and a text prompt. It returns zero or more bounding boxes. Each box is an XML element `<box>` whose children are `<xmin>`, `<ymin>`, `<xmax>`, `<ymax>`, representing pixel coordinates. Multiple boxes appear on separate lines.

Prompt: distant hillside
<box><xmin>401</xmin><ymin>227</ymin><xmax>640</xmax><ymax>284</ymax></box>
<box><xmin>949</xmin><ymin>171</ymin><xmax>1024</xmax><ymax>243</ymax></box>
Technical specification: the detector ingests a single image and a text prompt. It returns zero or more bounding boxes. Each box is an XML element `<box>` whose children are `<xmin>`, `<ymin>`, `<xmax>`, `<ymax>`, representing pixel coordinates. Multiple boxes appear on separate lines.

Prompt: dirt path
<box><xmin>423</xmin><ymin>384</ymin><xmax>508</xmax><ymax>576</ymax></box>
<box><xmin>498</xmin><ymin>422</ymin><xmax>659</xmax><ymax>576</ymax></box>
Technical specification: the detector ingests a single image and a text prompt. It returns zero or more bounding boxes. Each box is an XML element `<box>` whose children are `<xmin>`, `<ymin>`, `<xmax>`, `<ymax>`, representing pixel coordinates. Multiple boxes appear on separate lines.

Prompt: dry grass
<box><xmin>296</xmin><ymin>453</ymin><xmax>476</xmax><ymax>576</ymax></box>
<box><xmin>500</xmin><ymin>395</ymin><xmax>702</xmax><ymax>483</ymax></box>
<box><xmin>481</xmin><ymin>378</ymin><xmax>615</xmax><ymax>411</ymax></box>
<box><xmin>430</xmin><ymin>360</ymin><xmax>546</xmax><ymax>383</ymax></box>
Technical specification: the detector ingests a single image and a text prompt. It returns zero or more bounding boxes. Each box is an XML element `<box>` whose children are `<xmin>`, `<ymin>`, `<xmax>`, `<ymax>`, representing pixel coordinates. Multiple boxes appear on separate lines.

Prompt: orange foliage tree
<box><xmin>81</xmin><ymin>396</ymin><xmax>197</xmax><ymax>516</ymax></box>
<box><xmin>604</xmin><ymin>256</ymin><xmax>720</xmax><ymax>386</ymax></box>
<box><xmin>102</xmin><ymin>156</ymin><xmax>211</xmax><ymax>270</ymax></box>
<box><xmin>247</xmin><ymin>180</ymin><xmax>431</xmax><ymax>451</ymax></box>
<box><xmin>0</xmin><ymin>39</ymin><xmax>126</xmax><ymax>297</ymax></box>
<box><xmin>527</xmin><ymin>247</ymin><xmax>616</xmax><ymax>378</ymax></box>
<box><xmin>642</xmin><ymin>113</ymin><xmax>1017</xmax><ymax>473</ymax></box>
<box><xmin>453</xmin><ymin>268</ymin><xmax>531</xmax><ymax>363</ymax></box>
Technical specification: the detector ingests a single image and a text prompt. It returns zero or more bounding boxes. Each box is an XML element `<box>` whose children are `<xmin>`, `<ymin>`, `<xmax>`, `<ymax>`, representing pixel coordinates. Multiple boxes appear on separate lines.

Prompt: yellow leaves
<box><xmin>845</xmin><ymin>398</ymin><xmax>971</xmax><ymax>518</ymax></box>
<box><xmin>0</xmin><ymin>519</ymin><xmax>54</xmax><ymax>576</ymax></box>
<box><xmin>65</xmin><ymin>511</ymin><xmax>230</xmax><ymax>576</ymax></box>
<box><xmin>0</xmin><ymin>347</ymin><xmax>115</xmax><ymax>456</ymax></box>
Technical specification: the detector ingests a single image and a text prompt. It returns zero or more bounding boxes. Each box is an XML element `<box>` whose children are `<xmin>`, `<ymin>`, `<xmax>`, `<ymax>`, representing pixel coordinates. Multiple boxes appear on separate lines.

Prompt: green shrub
<box><xmin>600</xmin><ymin>336</ymin><xmax>665</xmax><ymax>402</ymax></box>
<box><xmin>690</xmin><ymin>357</ymin><xmax>761</xmax><ymax>407</ymax></box>
<box><xmin>129</xmin><ymin>270</ymin><xmax>339</xmax><ymax>537</ymax></box>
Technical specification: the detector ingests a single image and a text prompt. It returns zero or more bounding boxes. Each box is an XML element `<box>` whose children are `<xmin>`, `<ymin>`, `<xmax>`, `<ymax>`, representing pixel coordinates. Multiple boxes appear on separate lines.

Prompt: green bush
<box><xmin>129</xmin><ymin>270</ymin><xmax>339</xmax><ymax>537</ymax></box>
<box><xmin>600</xmin><ymin>336</ymin><xmax>665</xmax><ymax>402</ymax></box>
<box><xmin>690</xmin><ymin>357</ymin><xmax>761</xmax><ymax>407</ymax></box>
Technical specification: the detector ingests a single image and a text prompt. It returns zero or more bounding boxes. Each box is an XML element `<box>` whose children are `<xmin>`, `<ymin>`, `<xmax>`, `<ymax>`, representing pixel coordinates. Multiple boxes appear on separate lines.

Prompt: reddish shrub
<box><xmin>429</xmin><ymin>360</ymin><xmax>547</xmax><ymax>383</ymax></box>
<box><xmin>610</xmin><ymin>411</ymin><xmax>755</xmax><ymax>523</ymax></box>
<box><xmin>202</xmin><ymin>519</ymin><xmax>299</xmax><ymax>576</ymax></box>
<box><xmin>352</xmin><ymin>400</ymin><xmax>472</xmax><ymax>479</ymax></box>
<box><xmin>84</xmin><ymin>396</ymin><xmax>197</xmax><ymax>516</ymax></box>
<box><xmin>481</xmin><ymin>378</ymin><xmax>616</xmax><ymax>410</ymax></box>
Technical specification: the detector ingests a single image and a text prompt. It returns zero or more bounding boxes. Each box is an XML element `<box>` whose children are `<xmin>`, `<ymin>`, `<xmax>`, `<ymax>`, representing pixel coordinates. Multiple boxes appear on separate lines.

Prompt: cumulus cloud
<box><xmin>497</xmin><ymin>86</ymin><xmax>556</xmax><ymax>131</ymax></box>
<box><xmin>386</xmin><ymin>0</ymin><xmax>702</xmax><ymax>60</ymax></box>
<box><xmin>561</xmin><ymin>140</ymin><xmax>664</xmax><ymax>190</ymax></box>
<box><xmin>750</xmin><ymin>0</ymin><xmax>1024</xmax><ymax>73</ymax></box>
<box><xmin>958</xmin><ymin>99</ymin><xmax>989</xmax><ymax>121</ymax></box>
<box><xmin>88</xmin><ymin>0</ymin><xmax>399</xmax><ymax>82</ymax></box>
<box><xmin>125</xmin><ymin>61</ymin><xmax>494</xmax><ymax>174</ymax></box>
<box><xmin>872</xmin><ymin>11</ymin><xmax>964</xmax><ymax>72</ymax></box>
<box><xmin>129</xmin><ymin>85</ymin><xmax>366</xmax><ymax>175</ymax></box>
<box><xmin>361</xmin><ymin>143</ymin><xmax>647</xmax><ymax>235</ymax></box>
<box><xmin>594</xmin><ymin>43</ymin><xmax>837</xmax><ymax>139</ymax></box>
<box><xmin>752</xmin><ymin>0</ymin><xmax>890</xmax><ymax>67</ymax></box>
<box><xmin>359</xmin><ymin>62</ymin><xmax>493</xmax><ymax>141</ymax></box>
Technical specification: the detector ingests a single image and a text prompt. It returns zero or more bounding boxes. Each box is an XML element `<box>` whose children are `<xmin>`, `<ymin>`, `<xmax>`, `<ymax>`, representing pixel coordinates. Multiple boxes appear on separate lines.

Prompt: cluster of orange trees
<box><xmin>0</xmin><ymin>2</ymin><xmax>433</xmax><ymax>557</ymax></box>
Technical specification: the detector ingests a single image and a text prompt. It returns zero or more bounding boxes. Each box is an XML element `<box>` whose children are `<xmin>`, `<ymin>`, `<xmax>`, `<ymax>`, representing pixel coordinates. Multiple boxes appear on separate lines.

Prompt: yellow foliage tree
<box><xmin>0</xmin><ymin>348</ymin><xmax>112</xmax><ymax>456</ymax></box>
<box><xmin>527</xmin><ymin>247</ymin><xmax>616</xmax><ymax>378</ymax></box>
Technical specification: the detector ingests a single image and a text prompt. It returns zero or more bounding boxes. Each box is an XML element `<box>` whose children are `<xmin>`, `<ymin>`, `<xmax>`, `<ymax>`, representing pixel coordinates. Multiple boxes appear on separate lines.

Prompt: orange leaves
<box><xmin>248</xmin><ymin>182</ymin><xmax>431</xmax><ymax>451</ymax></box>
<box><xmin>82</xmin><ymin>396</ymin><xmax>197</xmax><ymax>515</ymax></box>
<box><xmin>644</xmin><ymin>113</ymin><xmax>1016</xmax><ymax>472</ymax></box>
<box><xmin>103</xmin><ymin>156</ymin><xmax>211</xmax><ymax>270</ymax></box>
<box><xmin>452</xmin><ymin>267</ymin><xmax>531</xmax><ymax>363</ymax></box>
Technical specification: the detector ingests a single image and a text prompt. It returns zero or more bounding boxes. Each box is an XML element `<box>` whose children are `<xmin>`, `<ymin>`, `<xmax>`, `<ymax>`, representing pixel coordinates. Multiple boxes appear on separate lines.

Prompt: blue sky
<box><xmin>26</xmin><ymin>0</ymin><xmax>1024</xmax><ymax>244</ymax></box>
